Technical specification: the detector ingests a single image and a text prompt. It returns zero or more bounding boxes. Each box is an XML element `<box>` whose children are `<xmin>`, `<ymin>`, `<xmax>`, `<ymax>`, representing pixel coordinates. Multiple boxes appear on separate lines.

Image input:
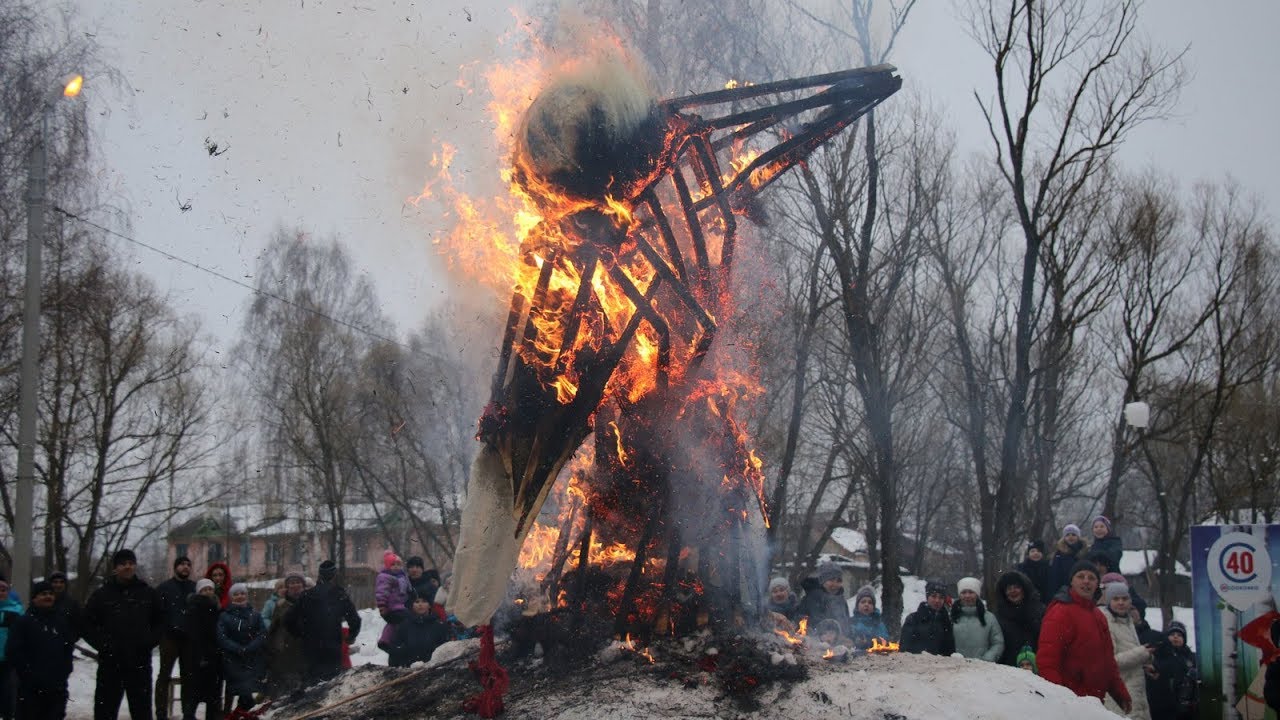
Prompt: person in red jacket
<box><xmin>1037</xmin><ymin>560</ymin><xmax>1132</xmax><ymax>713</ymax></box>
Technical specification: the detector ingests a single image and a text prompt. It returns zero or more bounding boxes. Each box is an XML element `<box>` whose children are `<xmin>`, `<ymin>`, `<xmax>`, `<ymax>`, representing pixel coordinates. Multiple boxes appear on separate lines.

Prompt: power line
<box><xmin>50</xmin><ymin>205</ymin><xmax>410</xmax><ymax>349</ymax></box>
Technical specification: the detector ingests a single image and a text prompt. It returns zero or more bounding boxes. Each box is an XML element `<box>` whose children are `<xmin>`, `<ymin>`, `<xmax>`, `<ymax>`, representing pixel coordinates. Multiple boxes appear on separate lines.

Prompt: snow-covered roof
<box><xmin>828</xmin><ymin>528</ymin><xmax>867</xmax><ymax>554</ymax></box>
<box><xmin>814</xmin><ymin>552</ymin><xmax>870</xmax><ymax>569</ymax></box>
<box><xmin>168</xmin><ymin>501</ymin><xmax>443</xmax><ymax>539</ymax></box>
<box><xmin>1119</xmin><ymin>549</ymin><xmax>1190</xmax><ymax>578</ymax></box>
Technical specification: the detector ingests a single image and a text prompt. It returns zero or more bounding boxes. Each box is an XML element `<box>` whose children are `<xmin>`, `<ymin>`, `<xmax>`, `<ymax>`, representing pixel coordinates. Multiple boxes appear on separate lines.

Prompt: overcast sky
<box><xmin>63</xmin><ymin>0</ymin><xmax>1280</xmax><ymax>356</ymax></box>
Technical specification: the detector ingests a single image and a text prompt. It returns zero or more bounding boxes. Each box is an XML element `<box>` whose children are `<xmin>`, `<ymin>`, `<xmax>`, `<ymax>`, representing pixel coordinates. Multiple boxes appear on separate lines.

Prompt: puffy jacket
<box><xmin>4</xmin><ymin>603</ymin><xmax>76</xmax><ymax>690</ymax></box>
<box><xmin>1037</xmin><ymin>587</ymin><xmax>1130</xmax><ymax>707</ymax></box>
<box><xmin>995</xmin><ymin>571</ymin><xmax>1045</xmax><ymax>665</ymax></box>
<box><xmin>952</xmin><ymin>600</ymin><xmax>1004</xmax><ymax>662</ymax></box>
<box><xmin>217</xmin><ymin>603</ymin><xmax>266</xmax><ymax>696</ymax></box>
<box><xmin>155</xmin><ymin>576</ymin><xmax>196</xmax><ymax>636</ymax></box>
<box><xmin>1092</xmin><ymin>534</ymin><xmax>1123</xmax><ymax>573</ymax></box>
<box><xmin>285</xmin><ymin>580</ymin><xmax>361</xmax><ymax>657</ymax></box>
<box><xmin>1148</xmin><ymin>641</ymin><xmax>1196</xmax><ymax>720</ymax></box>
<box><xmin>1104</xmin><ymin>609</ymin><xmax>1152</xmax><ymax>719</ymax></box>
<box><xmin>82</xmin><ymin>574</ymin><xmax>162</xmax><ymax>663</ymax></box>
<box><xmin>376</xmin><ymin>568</ymin><xmax>411</xmax><ymax>647</ymax></box>
<box><xmin>901</xmin><ymin>602</ymin><xmax>955</xmax><ymax>656</ymax></box>
<box><xmin>1049</xmin><ymin>538</ymin><xmax>1090</xmax><ymax>594</ymax></box>
<box><xmin>389</xmin><ymin>611</ymin><xmax>451</xmax><ymax>667</ymax></box>
<box><xmin>0</xmin><ymin>596</ymin><xmax>23</xmax><ymax>661</ymax></box>
<box><xmin>797</xmin><ymin>588</ymin><xmax>850</xmax><ymax>638</ymax></box>
<box><xmin>849</xmin><ymin>609</ymin><xmax>889</xmax><ymax>652</ymax></box>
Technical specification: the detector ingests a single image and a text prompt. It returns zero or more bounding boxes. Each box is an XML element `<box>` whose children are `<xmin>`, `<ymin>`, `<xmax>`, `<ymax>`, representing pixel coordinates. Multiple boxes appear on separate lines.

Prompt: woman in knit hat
<box><xmin>797</xmin><ymin>563</ymin><xmax>851</xmax><ymax>638</ymax></box>
<box><xmin>952</xmin><ymin>577</ymin><xmax>1004</xmax><ymax>662</ymax></box>
<box><xmin>848</xmin><ymin>585</ymin><xmax>889</xmax><ymax>652</ymax></box>
<box><xmin>375</xmin><ymin>551</ymin><xmax>411</xmax><ymax>651</ymax></box>
<box><xmin>1049</xmin><ymin>524</ymin><xmax>1090</xmax><ymax>595</ymax></box>
<box><xmin>1101</xmin><ymin>582</ymin><xmax>1153</xmax><ymax>719</ymax></box>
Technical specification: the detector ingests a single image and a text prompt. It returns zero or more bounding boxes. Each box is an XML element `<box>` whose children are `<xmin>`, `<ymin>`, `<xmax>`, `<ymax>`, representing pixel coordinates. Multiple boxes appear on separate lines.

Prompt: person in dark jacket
<box><xmin>848</xmin><ymin>585</ymin><xmax>889</xmax><ymax>652</ymax></box>
<box><xmin>216</xmin><ymin>584</ymin><xmax>266</xmax><ymax>713</ymax></box>
<box><xmin>1037</xmin><ymin>560</ymin><xmax>1131</xmax><ymax>712</ymax></box>
<box><xmin>406</xmin><ymin>557</ymin><xmax>440</xmax><ymax>605</ymax></box>
<box><xmin>1049</xmin><ymin>524</ymin><xmax>1090</xmax><ymax>595</ymax></box>
<box><xmin>47</xmin><ymin>571</ymin><xmax>81</xmax><ymax>639</ymax></box>
<box><xmin>1089</xmin><ymin>515</ymin><xmax>1123</xmax><ymax>572</ymax></box>
<box><xmin>900</xmin><ymin>582</ymin><xmax>955</xmax><ymax>656</ymax></box>
<box><xmin>180</xmin><ymin>580</ymin><xmax>222</xmax><ymax>720</ymax></box>
<box><xmin>797</xmin><ymin>563</ymin><xmax>851</xmax><ymax>638</ymax></box>
<box><xmin>390</xmin><ymin>592</ymin><xmax>451</xmax><ymax>667</ymax></box>
<box><xmin>1015</xmin><ymin>540</ymin><xmax>1055</xmax><ymax>607</ymax></box>
<box><xmin>285</xmin><ymin>560</ymin><xmax>361</xmax><ymax>684</ymax></box>
<box><xmin>995</xmin><ymin>570</ymin><xmax>1044</xmax><ymax>666</ymax></box>
<box><xmin>265</xmin><ymin>574</ymin><xmax>307</xmax><ymax>698</ymax></box>
<box><xmin>153</xmin><ymin>556</ymin><xmax>195</xmax><ymax>720</ymax></box>
<box><xmin>83</xmin><ymin>548</ymin><xmax>163</xmax><ymax>720</ymax></box>
<box><xmin>5</xmin><ymin>581</ymin><xmax>76</xmax><ymax>720</ymax></box>
<box><xmin>1148</xmin><ymin>621</ymin><xmax>1197</xmax><ymax>720</ymax></box>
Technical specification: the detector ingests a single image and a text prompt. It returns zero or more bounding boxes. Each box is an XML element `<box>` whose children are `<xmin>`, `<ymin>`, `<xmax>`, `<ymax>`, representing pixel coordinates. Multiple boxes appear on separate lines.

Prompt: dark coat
<box><xmin>265</xmin><ymin>595</ymin><xmax>307</xmax><ymax>696</ymax></box>
<box><xmin>389</xmin><ymin>611</ymin><xmax>451</xmax><ymax>667</ymax></box>
<box><xmin>1048</xmin><ymin>538</ymin><xmax>1090</xmax><ymax>594</ymax></box>
<box><xmin>1091</xmin><ymin>534</ymin><xmax>1123</xmax><ymax>572</ymax></box>
<box><xmin>1014</xmin><ymin>555</ymin><xmax>1055</xmax><ymax>608</ymax></box>
<box><xmin>155</xmin><ymin>576</ymin><xmax>196</xmax><ymax>636</ymax></box>
<box><xmin>180</xmin><ymin>592</ymin><xmax>223</xmax><ymax>703</ymax></box>
<box><xmin>409</xmin><ymin>575</ymin><xmax>438</xmax><ymax>605</ymax></box>
<box><xmin>797</xmin><ymin>588</ymin><xmax>850</xmax><ymax>637</ymax></box>
<box><xmin>995</xmin><ymin>571</ymin><xmax>1045</xmax><ymax>666</ymax></box>
<box><xmin>1037</xmin><ymin>587</ymin><xmax>1130</xmax><ymax>706</ymax></box>
<box><xmin>217</xmin><ymin>603</ymin><xmax>266</xmax><ymax>696</ymax></box>
<box><xmin>1149</xmin><ymin>642</ymin><xmax>1196</xmax><ymax>720</ymax></box>
<box><xmin>82</xmin><ymin>574</ymin><xmax>162</xmax><ymax>664</ymax></box>
<box><xmin>901</xmin><ymin>602</ymin><xmax>955</xmax><ymax>656</ymax></box>
<box><xmin>4</xmin><ymin>604</ymin><xmax>77</xmax><ymax>690</ymax></box>
<box><xmin>285</xmin><ymin>581</ymin><xmax>361</xmax><ymax>658</ymax></box>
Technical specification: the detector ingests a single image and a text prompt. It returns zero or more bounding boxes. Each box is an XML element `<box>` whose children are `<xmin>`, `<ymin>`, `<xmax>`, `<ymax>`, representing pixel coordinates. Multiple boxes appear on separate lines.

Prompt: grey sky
<box><xmin>66</xmin><ymin>0</ymin><xmax>1280</xmax><ymax>355</ymax></box>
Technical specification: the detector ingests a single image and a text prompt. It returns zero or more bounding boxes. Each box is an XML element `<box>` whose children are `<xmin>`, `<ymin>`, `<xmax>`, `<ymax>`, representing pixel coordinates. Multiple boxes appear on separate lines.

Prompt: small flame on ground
<box><xmin>867</xmin><ymin>637</ymin><xmax>900</xmax><ymax>654</ymax></box>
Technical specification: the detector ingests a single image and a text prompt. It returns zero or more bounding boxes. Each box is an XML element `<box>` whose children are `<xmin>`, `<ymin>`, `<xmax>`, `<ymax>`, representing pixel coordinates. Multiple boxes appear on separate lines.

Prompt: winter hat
<box><xmin>112</xmin><ymin>548</ymin><xmax>138</xmax><ymax>566</ymax></box>
<box><xmin>1092</xmin><ymin>515</ymin><xmax>1112</xmax><ymax>533</ymax></box>
<box><xmin>769</xmin><ymin>577</ymin><xmax>791</xmax><ymax>591</ymax></box>
<box><xmin>816</xmin><ymin>562</ymin><xmax>842</xmax><ymax>583</ymax></box>
<box><xmin>1016</xmin><ymin>645</ymin><xmax>1038</xmax><ymax>673</ymax></box>
<box><xmin>173</xmin><ymin>555</ymin><xmax>192</xmax><ymax>569</ymax></box>
<box><xmin>229</xmin><ymin>582</ymin><xmax>248</xmax><ymax>598</ymax></box>
<box><xmin>1062</xmin><ymin>524</ymin><xmax>1081</xmax><ymax>539</ymax></box>
<box><xmin>30</xmin><ymin>580</ymin><xmax>54</xmax><ymax>597</ymax></box>
<box><xmin>406</xmin><ymin>555</ymin><xmax>426</xmax><ymax>569</ymax></box>
<box><xmin>318</xmin><ymin>560</ymin><xmax>338</xmax><ymax>582</ymax></box>
<box><xmin>1100</xmin><ymin>572</ymin><xmax>1126</xmax><ymax>586</ymax></box>
<box><xmin>1068</xmin><ymin>560</ymin><xmax>1100</xmax><ymax>583</ymax></box>
<box><xmin>411</xmin><ymin>588</ymin><xmax>435</xmax><ymax>604</ymax></box>
<box><xmin>1166</xmin><ymin>621</ymin><xmax>1187</xmax><ymax>639</ymax></box>
<box><xmin>383</xmin><ymin>550</ymin><xmax>402</xmax><ymax>570</ymax></box>
<box><xmin>285</xmin><ymin>572</ymin><xmax>305</xmax><ymax>585</ymax></box>
<box><xmin>815</xmin><ymin>619</ymin><xmax>842</xmax><ymax>639</ymax></box>
<box><xmin>925</xmin><ymin>581</ymin><xmax>948</xmax><ymax>598</ymax></box>
<box><xmin>1103</xmin><ymin>582</ymin><xmax>1130</xmax><ymax>603</ymax></box>
<box><xmin>424</xmin><ymin>569</ymin><xmax>441</xmax><ymax>584</ymax></box>
<box><xmin>956</xmin><ymin>577</ymin><xmax>982</xmax><ymax>595</ymax></box>
<box><xmin>49</xmin><ymin>571</ymin><xmax>67</xmax><ymax>582</ymax></box>
<box><xmin>195</xmin><ymin>578</ymin><xmax>215</xmax><ymax>593</ymax></box>
<box><xmin>1027</xmin><ymin>539</ymin><xmax>1046</xmax><ymax>554</ymax></box>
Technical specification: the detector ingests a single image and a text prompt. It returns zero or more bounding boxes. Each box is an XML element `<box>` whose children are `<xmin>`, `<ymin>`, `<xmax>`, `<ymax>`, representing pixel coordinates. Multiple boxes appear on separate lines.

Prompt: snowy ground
<box><xmin>65</xmin><ymin>588</ymin><xmax>1194</xmax><ymax>718</ymax></box>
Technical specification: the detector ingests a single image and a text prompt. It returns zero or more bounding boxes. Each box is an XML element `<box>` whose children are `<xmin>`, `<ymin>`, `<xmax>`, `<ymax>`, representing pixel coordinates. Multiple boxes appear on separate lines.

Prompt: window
<box><xmin>176</xmin><ymin>543</ymin><xmax>189</xmax><ymax>560</ymax></box>
<box><xmin>207</xmin><ymin>542</ymin><xmax>223</xmax><ymax>563</ymax></box>
<box><xmin>291</xmin><ymin>540</ymin><xmax>304</xmax><ymax>564</ymax></box>
<box><xmin>239</xmin><ymin>540</ymin><xmax>251</xmax><ymax>565</ymax></box>
<box><xmin>352</xmin><ymin>535</ymin><xmax>367</xmax><ymax>563</ymax></box>
<box><xmin>266</xmin><ymin>542</ymin><xmax>281</xmax><ymax>563</ymax></box>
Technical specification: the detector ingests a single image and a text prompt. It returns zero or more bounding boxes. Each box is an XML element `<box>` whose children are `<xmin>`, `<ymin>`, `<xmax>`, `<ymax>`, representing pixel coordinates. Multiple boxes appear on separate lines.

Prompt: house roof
<box><xmin>166</xmin><ymin>501</ymin><xmax>439</xmax><ymax>540</ymax></box>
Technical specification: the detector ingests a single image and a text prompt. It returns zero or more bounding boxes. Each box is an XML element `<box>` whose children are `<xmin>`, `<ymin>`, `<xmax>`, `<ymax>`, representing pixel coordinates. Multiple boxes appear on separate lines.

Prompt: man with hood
<box><xmin>1037</xmin><ymin>560</ymin><xmax>1131</xmax><ymax>712</ymax></box>
<box><xmin>83</xmin><ymin>548</ymin><xmax>163</xmax><ymax>720</ymax></box>
<box><xmin>285</xmin><ymin>560</ymin><xmax>361</xmax><ymax>684</ymax></box>
<box><xmin>1049</xmin><ymin>524</ymin><xmax>1090</xmax><ymax>594</ymax></box>
<box><xmin>901</xmin><ymin>582</ymin><xmax>955</xmax><ymax>656</ymax></box>
<box><xmin>797</xmin><ymin>563</ymin><xmax>851</xmax><ymax>638</ymax></box>
<box><xmin>6</xmin><ymin>580</ymin><xmax>77</xmax><ymax>720</ymax></box>
<box><xmin>1015</xmin><ymin>540</ymin><xmax>1054</xmax><ymax>605</ymax></box>
<box><xmin>154</xmin><ymin>556</ymin><xmax>195</xmax><ymax>720</ymax></box>
<box><xmin>848</xmin><ymin>585</ymin><xmax>888</xmax><ymax>652</ymax></box>
<box><xmin>995</xmin><ymin>570</ymin><xmax>1044</xmax><ymax>666</ymax></box>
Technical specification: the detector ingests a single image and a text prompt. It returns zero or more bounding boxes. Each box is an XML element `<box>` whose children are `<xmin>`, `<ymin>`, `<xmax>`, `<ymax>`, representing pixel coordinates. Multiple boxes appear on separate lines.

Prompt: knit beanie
<box><xmin>816</xmin><ymin>562</ymin><xmax>842</xmax><ymax>583</ymax></box>
<box><xmin>383</xmin><ymin>550</ymin><xmax>402</xmax><ymax>570</ymax></box>
<box><xmin>854</xmin><ymin>585</ymin><xmax>876</xmax><ymax>608</ymax></box>
<box><xmin>1092</xmin><ymin>515</ymin><xmax>1112</xmax><ymax>533</ymax></box>
<box><xmin>1016</xmin><ymin>645</ymin><xmax>1038</xmax><ymax>673</ymax></box>
<box><xmin>318</xmin><ymin>560</ymin><xmax>338</xmax><ymax>582</ymax></box>
<box><xmin>769</xmin><ymin>577</ymin><xmax>791</xmax><ymax>591</ymax></box>
<box><xmin>30</xmin><ymin>580</ymin><xmax>54</xmax><ymax>597</ymax></box>
<box><xmin>112</xmin><ymin>548</ymin><xmax>138</xmax><ymax>566</ymax></box>
<box><xmin>195</xmin><ymin>578</ymin><xmax>215</xmax><ymax>593</ymax></box>
<box><xmin>229</xmin><ymin>582</ymin><xmax>248</xmax><ymax>598</ymax></box>
<box><xmin>1027</xmin><ymin>539</ymin><xmax>1046</xmax><ymax>554</ymax></box>
<box><xmin>1166</xmin><ymin>620</ymin><xmax>1187</xmax><ymax>639</ymax></box>
<box><xmin>173</xmin><ymin>555</ymin><xmax>192</xmax><ymax>569</ymax></box>
<box><xmin>1103</xmin><ymin>582</ymin><xmax>1130</xmax><ymax>603</ymax></box>
<box><xmin>815</xmin><ymin>618</ymin><xmax>842</xmax><ymax>639</ymax></box>
<box><xmin>956</xmin><ymin>577</ymin><xmax>982</xmax><ymax>595</ymax></box>
<box><xmin>1068</xmin><ymin>559</ymin><xmax>1099</xmax><ymax>583</ymax></box>
<box><xmin>1062</xmin><ymin>524</ymin><xmax>1081</xmax><ymax>538</ymax></box>
<box><xmin>406</xmin><ymin>555</ymin><xmax>426</xmax><ymax>569</ymax></box>
<box><xmin>925</xmin><ymin>581</ymin><xmax>948</xmax><ymax>598</ymax></box>
<box><xmin>1100</xmin><ymin>572</ymin><xmax>1126</xmax><ymax>586</ymax></box>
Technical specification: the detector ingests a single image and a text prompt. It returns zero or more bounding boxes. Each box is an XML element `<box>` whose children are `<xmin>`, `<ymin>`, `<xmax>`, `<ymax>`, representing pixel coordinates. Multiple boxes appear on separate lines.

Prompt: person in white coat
<box><xmin>1102</xmin><ymin>582</ymin><xmax>1153</xmax><ymax>720</ymax></box>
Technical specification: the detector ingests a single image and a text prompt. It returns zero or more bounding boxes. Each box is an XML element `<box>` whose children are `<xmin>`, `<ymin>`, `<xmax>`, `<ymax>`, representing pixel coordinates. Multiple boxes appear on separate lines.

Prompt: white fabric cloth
<box><xmin>449</xmin><ymin>444</ymin><xmax>521</xmax><ymax>627</ymax></box>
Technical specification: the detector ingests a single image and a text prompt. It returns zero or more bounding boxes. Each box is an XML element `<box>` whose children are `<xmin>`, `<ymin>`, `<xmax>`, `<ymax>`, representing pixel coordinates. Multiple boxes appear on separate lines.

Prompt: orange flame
<box><xmin>867</xmin><ymin>637</ymin><xmax>900</xmax><ymax>654</ymax></box>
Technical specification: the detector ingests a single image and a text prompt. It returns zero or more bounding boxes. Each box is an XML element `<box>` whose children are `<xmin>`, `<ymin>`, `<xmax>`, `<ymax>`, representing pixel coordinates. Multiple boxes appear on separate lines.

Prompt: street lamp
<box><xmin>14</xmin><ymin>73</ymin><xmax>83</xmax><ymax>598</ymax></box>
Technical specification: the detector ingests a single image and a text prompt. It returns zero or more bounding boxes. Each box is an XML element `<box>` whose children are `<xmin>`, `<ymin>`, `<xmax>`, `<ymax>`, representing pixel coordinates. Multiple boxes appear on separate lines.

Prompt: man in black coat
<box><xmin>901</xmin><ymin>582</ymin><xmax>956</xmax><ymax>656</ymax></box>
<box><xmin>82</xmin><ymin>548</ymin><xmax>163</xmax><ymax>720</ymax></box>
<box><xmin>153</xmin><ymin>555</ymin><xmax>194</xmax><ymax>720</ymax></box>
<box><xmin>1015</xmin><ymin>540</ymin><xmax>1055</xmax><ymax>606</ymax></box>
<box><xmin>406</xmin><ymin>557</ymin><xmax>439</xmax><ymax>605</ymax></box>
<box><xmin>994</xmin><ymin>570</ymin><xmax>1044</xmax><ymax>665</ymax></box>
<box><xmin>6</xmin><ymin>581</ymin><xmax>78</xmax><ymax>720</ymax></box>
<box><xmin>285</xmin><ymin>560</ymin><xmax>361</xmax><ymax>684</ymax></box>
<box><xmin>47</xmin><ymin>571</ymin><xmax>82</xmax><ymax>636</ymax></box>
